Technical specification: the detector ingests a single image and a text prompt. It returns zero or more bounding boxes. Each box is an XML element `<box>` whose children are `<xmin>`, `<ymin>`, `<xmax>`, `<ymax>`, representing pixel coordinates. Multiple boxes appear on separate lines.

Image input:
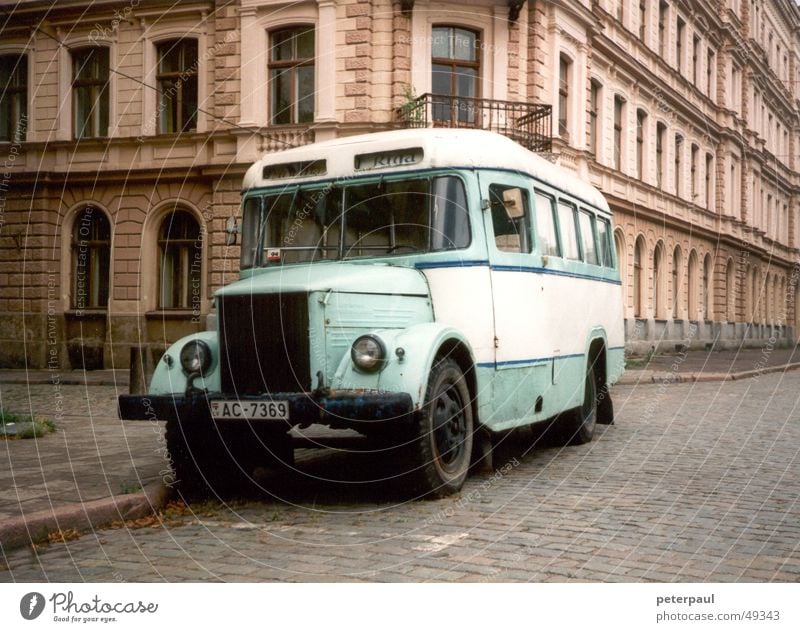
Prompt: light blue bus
<box><xmin>119</xmin><ymin>129</ymin><xmax>625</xmax><ymax>498</ymax></box>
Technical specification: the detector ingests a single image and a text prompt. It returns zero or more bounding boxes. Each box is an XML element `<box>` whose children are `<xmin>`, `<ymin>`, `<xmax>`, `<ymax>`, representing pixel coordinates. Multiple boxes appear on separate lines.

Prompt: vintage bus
<box><xmin>119</xmin><ymin>129</ymin><xmax>625</xmax><ymax>498</ymax></box>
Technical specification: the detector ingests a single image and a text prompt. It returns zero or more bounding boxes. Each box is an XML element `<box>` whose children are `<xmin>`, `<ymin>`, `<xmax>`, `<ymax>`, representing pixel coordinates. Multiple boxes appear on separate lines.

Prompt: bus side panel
<box><xmin>485</xmin><ymin>268</ymin><xmax>623</xmax><ymax>433</ymax></box>
<box><xmin>422</xmin><ymin>266</ymin><xmax>496</xmax><ymax>422</ymax></box>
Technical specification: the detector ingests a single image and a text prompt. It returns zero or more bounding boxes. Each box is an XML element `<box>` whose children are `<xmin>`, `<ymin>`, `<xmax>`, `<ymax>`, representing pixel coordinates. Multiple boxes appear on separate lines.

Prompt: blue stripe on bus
<box><xmin>415</xmin><ymin>260</ymin><xmax>621</xmax><ymax>285</ymax></box>
<box><xmin>477</xmin><ymin>352</ymin><xmax>585</xmax><ymax>369</ymax></box>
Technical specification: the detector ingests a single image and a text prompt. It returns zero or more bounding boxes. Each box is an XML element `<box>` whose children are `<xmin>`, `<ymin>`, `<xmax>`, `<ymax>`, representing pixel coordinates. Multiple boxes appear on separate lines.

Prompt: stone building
<box><xmin>0</xmin><ymin>0</ymin><xmax>798</xmax><ymax>371</ymax></box>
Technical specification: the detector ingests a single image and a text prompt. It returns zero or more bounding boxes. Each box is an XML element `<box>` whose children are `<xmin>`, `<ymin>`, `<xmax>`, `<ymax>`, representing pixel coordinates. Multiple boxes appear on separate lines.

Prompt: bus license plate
<box><xmin>210</xmin><ymin>400</ymin><xmax>289</xmax><ymax>421</ymax></box>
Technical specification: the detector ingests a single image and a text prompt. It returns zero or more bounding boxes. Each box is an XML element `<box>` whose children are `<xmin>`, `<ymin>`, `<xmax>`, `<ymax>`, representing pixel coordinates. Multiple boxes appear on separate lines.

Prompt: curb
<box><xmin>0</xmin><ymin>483</ymin><xmax>170</xmax><ymax>552</ymax></box>
<box><xmin>616</xmin><ymin>361</ymin><xmax>800</xmax><ymax>386</ymax></box>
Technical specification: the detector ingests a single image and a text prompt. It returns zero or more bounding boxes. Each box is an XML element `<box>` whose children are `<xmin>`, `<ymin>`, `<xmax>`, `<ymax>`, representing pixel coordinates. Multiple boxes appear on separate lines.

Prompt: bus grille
<box><xmin>218</xmin><ymin>293</ymin><xmax>311</xmax><ymax>394</ymax></box>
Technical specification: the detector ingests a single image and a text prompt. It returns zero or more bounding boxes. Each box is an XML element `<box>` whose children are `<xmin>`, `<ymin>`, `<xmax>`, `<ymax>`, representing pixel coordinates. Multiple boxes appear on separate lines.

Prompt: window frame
<box><xmin>72</xmin><ymin>47</ymin><xmax>110</xmax><ymax>139</ymax></box>
<box><xmin>157</xmin><ymin>210</ymin><xmax>203</xmax><ymax>310</ymax></box>
<box><xmin>0</xmin><ymin>53</ymin><xmax>27</xmax><ymax>143</ymax></box>
<box><xmin>70</xmin><ymin>207</ymin><xmax>111</xmax><ymax>311</ymax></box>
<box><xmin>156</xmin><ymin>39</ymin><xmax>199</xmax><ymax>135</ymax></box>
<box><xmin>556</xmin><ymin>199</ymin><xmax>581</xmax><ymax>261</ymax></box>
<box><xmin>268</xmin><ymin>25</ymin><xmax>316</xmax><ymax>126</ymax></box>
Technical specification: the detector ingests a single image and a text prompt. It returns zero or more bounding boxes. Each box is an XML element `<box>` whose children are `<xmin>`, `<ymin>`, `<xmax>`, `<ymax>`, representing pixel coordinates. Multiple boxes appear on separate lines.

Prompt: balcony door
<box><xmin>431</xmin><ymin>26</ymin><xmax>480</xmax><ymax>126</ymax></box>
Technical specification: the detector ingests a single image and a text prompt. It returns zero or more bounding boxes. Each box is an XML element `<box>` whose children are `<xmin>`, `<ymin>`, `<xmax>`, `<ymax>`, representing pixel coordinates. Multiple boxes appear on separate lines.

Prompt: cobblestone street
<box><xmin>1</xmin><ymin>372</ymin><xmax>799</xmax><ymax>582</ymax></box>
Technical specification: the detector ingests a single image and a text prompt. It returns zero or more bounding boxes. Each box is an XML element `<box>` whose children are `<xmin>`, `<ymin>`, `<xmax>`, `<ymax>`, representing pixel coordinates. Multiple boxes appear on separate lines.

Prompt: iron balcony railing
<box><xmin>397</xmin><ymin>93</ymin><xmax>552</xmax><ymax>153</ymax></box>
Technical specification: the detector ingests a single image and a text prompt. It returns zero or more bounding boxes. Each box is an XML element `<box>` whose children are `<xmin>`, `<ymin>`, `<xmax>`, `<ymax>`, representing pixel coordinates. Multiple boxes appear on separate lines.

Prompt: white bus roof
<box><xmin>243</xmin><ymin>129</ymin><xmax>609</xmax><ymax>212</ymax></box>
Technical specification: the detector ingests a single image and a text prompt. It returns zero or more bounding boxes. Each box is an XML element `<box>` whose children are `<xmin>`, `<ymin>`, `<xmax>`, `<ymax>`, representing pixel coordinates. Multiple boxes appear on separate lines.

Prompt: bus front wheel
<box><xmin>409</xmin><ymin>358</ymin><xmax>474</xmax><ymax>497</ymax></box>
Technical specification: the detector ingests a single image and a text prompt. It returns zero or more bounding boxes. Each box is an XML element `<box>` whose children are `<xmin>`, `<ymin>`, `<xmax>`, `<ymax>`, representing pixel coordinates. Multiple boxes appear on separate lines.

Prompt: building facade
<box><xmin>0</xmin><ymin>0</ymin><xmax>798</xmax><ymax>371</ymax></box>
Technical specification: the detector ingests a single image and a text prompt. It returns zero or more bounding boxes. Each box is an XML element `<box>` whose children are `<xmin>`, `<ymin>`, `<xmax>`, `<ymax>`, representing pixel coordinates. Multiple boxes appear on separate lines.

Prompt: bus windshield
<box><xmin>240</xmin><ymin>175</ymin><xmax>470</xmax><ymax>268</ymax></box>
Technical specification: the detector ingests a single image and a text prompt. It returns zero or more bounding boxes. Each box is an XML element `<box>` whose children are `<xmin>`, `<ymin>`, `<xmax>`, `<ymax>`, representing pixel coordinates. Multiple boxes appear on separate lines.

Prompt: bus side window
<box><xmin>578</xmin><ymin>209</ymin><xmax>599</xmax><ymax>265</ymax></box>
<box><xmin>489</xmin><ymin>184</ymin><xmax>532</xmax><ymax>253</ymax></box>
<box><xmin>596</xmin><ymin>216</ymin><xmax>613</xmax><ymax>267</ymax></box>
<box><xmin>556</xmin><ymin>200</ymin><xmax>581</xmax><ymax>260</ymax></box>
<box><xmin>431</xmin><ymin>176</ymin><xmax>470</xmax><ymax>251</ymax></box>
<box><xmin>534</xmin><ymin>191</ymin><xmax>560</xmax><ymax>257</ymax></box>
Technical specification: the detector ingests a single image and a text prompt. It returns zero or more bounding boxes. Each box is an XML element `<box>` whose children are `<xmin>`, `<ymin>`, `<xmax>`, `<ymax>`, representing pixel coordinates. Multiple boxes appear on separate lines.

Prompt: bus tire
<box><xmin>410</xmin><ymin>358</ymin><xmax>473</xmax><ymax>497</ymax></box>
<box><xmin>566</xmin><ymin>364</ymin><xmax>598</xmax><ymax>445</ymax></box>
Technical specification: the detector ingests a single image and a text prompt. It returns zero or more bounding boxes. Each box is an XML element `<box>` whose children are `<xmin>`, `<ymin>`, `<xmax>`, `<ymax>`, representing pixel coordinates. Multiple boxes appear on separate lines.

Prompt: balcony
<box><xmin>396</xmin><ymin>93</ymin><xmax>552</xmax><ymax>153</ymax></box>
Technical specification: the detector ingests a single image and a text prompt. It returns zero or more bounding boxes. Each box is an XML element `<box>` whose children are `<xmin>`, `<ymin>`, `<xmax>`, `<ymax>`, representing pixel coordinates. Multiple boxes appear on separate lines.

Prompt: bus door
<box><xmin>478</xmin><ymin>171</ymin><xmax>552</xmax><ymax>423</ymax></box>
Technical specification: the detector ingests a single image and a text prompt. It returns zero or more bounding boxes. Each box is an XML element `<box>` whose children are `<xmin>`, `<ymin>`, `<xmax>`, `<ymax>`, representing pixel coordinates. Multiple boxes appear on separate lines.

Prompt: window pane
<box><xmin>241</xmin><ymin>197</ymin><xmax>261</xmax><ymax>269</ymax></box>
<box><xmin>557</xmin><ymin>201</ymin><xmax>580</xmax><ymax>260</ymax></box>
<box><xmin>181</xmin><ymin>75</ymin><xmax>198</xmax><ymax>131</ymax></box>
<box><xmin>534</xmin><ymin>192</ymin><xmax>559</xmax><ymax>256</ymax></box>
<box><xmin>297</xmin><ymin>65</ymin><xmax>315</xmax><ymax>123</ymax></box>
<box><xmin>489</xmin><ymin>184</ymin><xmax>531</xmax><ymax>253</ymax></box>
<box><xmin>456</xmin><ymin>67</ymin><xmax>476</xmax><ymax>98</ymax></box>
<box><xmin>597</xmin><ymin>218</ymin><xmax>612</xmax><ymax>267</ymax></box>
<box><xmin>272</xmin><ymin>30</ymin><xmax>294</xmax><ymax>61</ymax></box>
<box><xmin>431</xmin><ymin>176</ymin><xmax>469</xmax><ymax>250</ymax></box>
<box><xmin>270</xmin><ymin>68</ymin><xmax>292</xmax><ymax>125</ymax></box>
<box><xmin>432</xmin><ymin>27</ymin><xmax>450</xmax><ymax>58</ymax></box>
<box><xmin>296</xmin><ymin>28</ymin><xmax>314</xmax><ymax>59</ymax></box>
<box><xmin>453</xmin><ymin>29</ymin><xmax>476</xmax><ymax>61</ymax></box>
<box><xmin>578</xmin><ymin>210</ymin><xmax>598</xmax><ymax>265</ymax></box>
<box><xmin>158</xmin><ymin>79</ymin><xmax>177</xmax><ymax>133</ymax></box>
<box><xmin>158</xmin><ymin>44</ymin><xmax>182</xmax><ymax>74</ymax></box>
<box><xmin>344</xmin><ymin>180</ymin><xmax>430</xmax><ymax>257</ymax></box>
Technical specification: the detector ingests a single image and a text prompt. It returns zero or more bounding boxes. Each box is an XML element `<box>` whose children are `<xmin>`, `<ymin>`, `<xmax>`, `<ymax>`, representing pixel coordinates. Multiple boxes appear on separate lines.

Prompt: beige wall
<box><xmin>0</xmin><ymin>0</ymin><xmax>798</xmax><ymax>369</ymax></box>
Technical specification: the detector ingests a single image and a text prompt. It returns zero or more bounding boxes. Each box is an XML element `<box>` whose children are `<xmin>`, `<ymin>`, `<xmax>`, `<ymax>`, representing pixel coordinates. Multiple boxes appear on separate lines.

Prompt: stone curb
<box><xmin>0</xmin><ymin>483</ymin><xmax>170</xmax><ymax>552</ymax></box>
<box><xmin>0</xmin><ymin>375</ymin><xmax>127</xmax><ymax>387</ymax></box>
<box><xmin>616</xmin><ymin>361</ymin><xmax>800</xmax><ymax>386</ymax></box>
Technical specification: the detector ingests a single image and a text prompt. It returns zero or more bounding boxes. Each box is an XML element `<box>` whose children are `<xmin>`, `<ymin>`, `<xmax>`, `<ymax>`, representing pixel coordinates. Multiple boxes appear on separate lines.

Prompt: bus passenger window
<box><xmin>489</xmin><ymin>184</ymin><xmax>531</xmax><ymax>253</ymax></box>
<box><xmin>597</xmin><ymin>217</ymin><xmax>613</xmax><ymax>267</ymax></box>
<box><xmin>534</xmin><ymin>191</ymin><xmax>560</xmax><ymax>257</ymax></box>
<box><xmin>557</xmin><ymin>201</ymin><xmax>580</xmax><ymax>260</ymax></box>
<box><xmin>578</xmin><ymin>210</ymin><xmax>599</xmax><ymax>265</ymax></box>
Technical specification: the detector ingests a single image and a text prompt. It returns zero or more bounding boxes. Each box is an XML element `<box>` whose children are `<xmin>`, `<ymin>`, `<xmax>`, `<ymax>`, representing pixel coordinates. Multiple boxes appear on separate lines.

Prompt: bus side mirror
<box><xmin>225</xmin><ymin>215</ymin><xmax>240</xmax><ymax>246</ymax></box>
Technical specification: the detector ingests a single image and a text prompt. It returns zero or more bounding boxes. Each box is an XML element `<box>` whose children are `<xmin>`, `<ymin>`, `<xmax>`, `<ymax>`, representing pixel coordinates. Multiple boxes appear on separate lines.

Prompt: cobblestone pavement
<box><xmin>1</xmin><ymin>372</ymin><xmax>799</xmax><ymax>582</ymax></box>
<box><xmin>0</xmin><ymin>383</ymin><xmax>165</xmax><ymax>522</ymax></box>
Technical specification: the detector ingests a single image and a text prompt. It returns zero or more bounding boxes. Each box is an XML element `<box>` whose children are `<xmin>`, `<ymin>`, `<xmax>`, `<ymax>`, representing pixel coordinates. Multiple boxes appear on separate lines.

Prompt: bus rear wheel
<box><xmin>563</xmin><ymin>364</ymin><xmax>598</xmax><ymax>445</ymax></box>
<box><xmin>409</xmin><ymin>359</ymin><xmax>473</xmax><ymax>498</ymax></box>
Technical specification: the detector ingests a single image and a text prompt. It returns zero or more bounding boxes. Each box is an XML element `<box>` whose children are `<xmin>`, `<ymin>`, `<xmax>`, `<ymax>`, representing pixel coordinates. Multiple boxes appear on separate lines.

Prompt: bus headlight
<box><xmin>351</xmin><ymin>335</ymin><xmax>387</xmax><ymax>372</ymax></box>
<box><xmin>180</xmin><ymin>340</ymin><xmax>212</xmax><ymax>374</ymax></box>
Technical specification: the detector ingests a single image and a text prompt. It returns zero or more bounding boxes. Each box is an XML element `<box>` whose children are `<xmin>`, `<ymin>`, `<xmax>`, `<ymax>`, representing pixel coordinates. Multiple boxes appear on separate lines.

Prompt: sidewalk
<box><xmin>617</xmin><ymin>344</ymin><xmax>800</xmax><ymax>385</ymax></box>
<box><xmin>1</xmin><ymin>345</ymin><xmax>799</xmax><ymax>552</ymax></box>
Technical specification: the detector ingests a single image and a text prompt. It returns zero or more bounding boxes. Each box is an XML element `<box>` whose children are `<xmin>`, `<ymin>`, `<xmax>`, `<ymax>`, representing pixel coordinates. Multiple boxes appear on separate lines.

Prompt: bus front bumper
<box><xmin>118</xmin><ymin>390</ymin><xmax>416</xmax><ymax>432</ymax></box>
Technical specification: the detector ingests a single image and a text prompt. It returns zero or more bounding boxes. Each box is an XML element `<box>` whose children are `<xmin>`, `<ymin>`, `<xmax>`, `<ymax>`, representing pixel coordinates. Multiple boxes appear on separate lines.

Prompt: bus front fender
<box><xmin>331</xmin><ymin>323</ymin><xmax>475</xmax><ymax>411</ymax></box>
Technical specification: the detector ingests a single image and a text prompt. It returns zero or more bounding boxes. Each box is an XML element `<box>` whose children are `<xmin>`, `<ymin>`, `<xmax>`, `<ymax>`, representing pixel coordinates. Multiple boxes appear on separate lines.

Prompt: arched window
<box><xmin>634</xmin><ymin>236</ymin><xmax>646</xmax><ymax>318</ymax></box>
<box><xmin>751</xmin><ymin>267</ymin><xmax>760</xmax><ymax>323</ymax></box>
<box><xmin>726</xmin><ymin>259</ymin><xmax>735</xmax><ymax>322</ymax></box>
<box><xmin>672</xmin><ymin>245</ymin><xmax>682</xmax><ymax>318</ymax></box>
<box><xmin>654</xmin><ymin>242</ymin><xmax>665</xmax><ymax>318</ymax></box>
<box><xmin>688</xmin><ymin>250</ymin><xmax>698</xmax><ymax>319</ymax></box>
<box><xmin>71</xmin><ymin>208</ymin><xmax>110</xmax><ymax>310</ymax></box>
<box><xmin>158</xmin><ymin>211</ymin><xmax>202</xmax><ymax>309</ymax></box>
<box><xmin>703</xmin><ymin>253</ymin><xmax>712</xmax><ymax>320</ymax></box>
<box><xmin>432</xmin><ymin>26</ymin><xmax>480</xmax><ymax>125</ymax></box>
<box><xmin>614</xmin><ymin>229</ymin><xmax>626</xmax><ymax>313</ymax></box>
